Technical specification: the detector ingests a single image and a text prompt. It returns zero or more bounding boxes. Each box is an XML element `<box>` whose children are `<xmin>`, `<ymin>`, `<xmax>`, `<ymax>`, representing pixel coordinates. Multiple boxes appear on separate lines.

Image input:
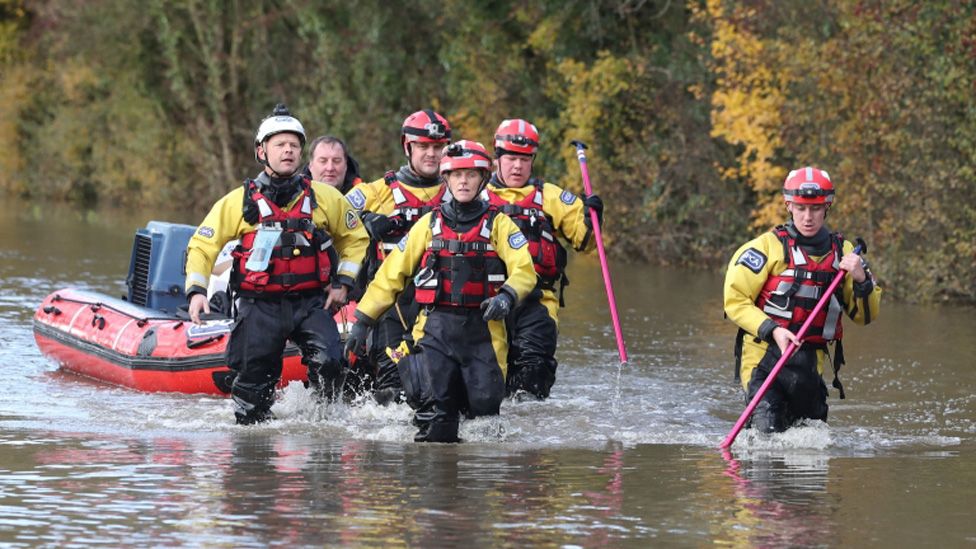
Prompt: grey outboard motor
<box><xmin>125</xmin><ymin>221</ymin><xmax>197</xmax><ymax>314</ymax></box>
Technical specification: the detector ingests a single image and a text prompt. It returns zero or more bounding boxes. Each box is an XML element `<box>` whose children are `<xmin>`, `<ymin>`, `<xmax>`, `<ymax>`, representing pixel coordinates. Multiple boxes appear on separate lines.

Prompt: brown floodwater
<box><xmin>1</xmin><ymin>197</ymin><xmax>973</xmax><ymax>546</ymax></box>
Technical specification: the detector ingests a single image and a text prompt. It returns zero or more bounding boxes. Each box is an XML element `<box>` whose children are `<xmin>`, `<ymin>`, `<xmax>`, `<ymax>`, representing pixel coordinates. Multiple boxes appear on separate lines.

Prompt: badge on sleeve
<box><xmin>345</xmin><ymin>210</ymin><xmax>359</xmax><ymax>229</ymax></box>
<box><xmin>736</xmin><ymin>248</ymin><xmax>767</xmax><ymax>274</ymax></box>
<box><xmin>560</xmin><ymin>190</ymin><xmax>578</xmax><ymax>205</ymax></box>
<box><xmin>397</xmin><ymin>235</ymin><xmax>408</xmax><ymax>252</ymax></box>
<box><xmin>197</xmin><ymin>226</ymin><xmax>215</xmax><ymax>238</ymax></box>
<box><xmin>508</xmin><ymin>231</ymin><xmax>528</xmax><ymax>249</ymax></box>
<box><xmin>346</xmin><ymin>188</ymin><xmax>366</xmax><ymax>210</ymax></box>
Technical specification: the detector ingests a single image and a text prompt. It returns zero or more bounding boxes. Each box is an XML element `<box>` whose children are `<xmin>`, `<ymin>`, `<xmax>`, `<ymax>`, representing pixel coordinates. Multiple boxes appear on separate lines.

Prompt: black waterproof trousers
<box><xmin>228</xmin><ymin>292</ymin><xmax>343</xmax><ymax>424</ymax></box>
<box><xmin>745</xmin><ymin>344</ymin><xmax>829</xmax><ymax>433</ymax></box>
<box><xmin>398</xmin><ymin>308</ymin><xmax>506</xmax><ymax>443</ymax></box>
<box><xmin>504</xmin><ymin>299</ymin><xmax>558</xmax><ymax>399</ymax></box>
<box><xmin>368</xmin><ymin>286</ymin><xmax>420</xmax><ymax>404</ymax></box>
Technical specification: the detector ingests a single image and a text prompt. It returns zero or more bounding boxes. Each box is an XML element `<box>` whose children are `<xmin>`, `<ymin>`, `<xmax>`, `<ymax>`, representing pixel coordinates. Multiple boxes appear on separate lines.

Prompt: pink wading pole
<box><xmin>570</xmin><ymin>140</ymin><xmax>628</xmax><ymax>365</ymax></box>
<box><xmin>719</xmin><ymin>241</ymin><xmax>865</xmax><ymax>449</ymax></box>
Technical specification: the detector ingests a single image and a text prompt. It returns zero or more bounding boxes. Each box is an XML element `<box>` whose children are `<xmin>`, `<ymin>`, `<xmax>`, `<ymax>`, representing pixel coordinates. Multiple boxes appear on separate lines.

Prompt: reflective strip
<box><xmin>488</xmin><ymin>274</ymin><xmax>506</xmax><ymax>282</ymax></box>
<box><xmin>791</xmin><ymin>246</ymin><xmax>807</xmax><ymax>266</ymax></box>
<box><xmin>294</xmin><ymin>234</ymin><xmax>311</xmax><ymax>246</ymax></box>
<box><xmin>822</xmin><ymin>295</ymin><xmax>842</xmax><ymax>340</ymax></box>
<box><xmin>533</xmin><ymin>189</ymin><xmax>544</xmax><ymax>206</ymax></box>
<box><xmin>541</xmin><ymin>230</ymin><xmax>554</xmax><ymax>241</ymax></box>
<box><xmin>418</xmin><ymin>278</ymin><xmax>438</xmax><ymax>289</ymax></box>
<box><xmin>771</xmin><ymin>280</ymin><xmax>792</xmax><ymax>295</ymax></box>
<box><xmin>337</xmin><ymin>261</ymin><xmax>361</xmax><ymax>277</ymax></box>
<box><xmin>379</xmin><ymin>242</ymin><xmax>399</xmax><ymax>252</ymax></box>
<box><xmin>479</xmin><ymin>219</ymin><xmax>492</xmax><ymax>239</ymax></box>
<box><xmin>318</xmin><ymin>238</ymin><xmax>333</xmax><ymax>251</ymax></box>
<box><xmin>257</xmin><ymin>198</ymin><xmax>273</xmax><ymax>219</ymax></box>
<box><xmin>392</xmin><ymin>187</ymin><xmax>407</xmax><ymax>206</ymax></box>
<box><xmin>431</xmin><ymin>215</ymin><xmax>442</xmax><ymax>236</ymax></box>
<box><xmin>794</xmin><ymin>285</ymin><xmax>820</xmax><ymax>299</ymax></box>
<box><xmin>188</xmin><ymin>272</ymin><xmax>209</xmax><ymax>288</ymax></box>
<box><xmin>780</xmin><ymin>269</ymin><xmax>796</xmax><ymax>278</ymax></box>
<box><xmin>832</xmin><ymin>251</ymin><xmax>840</xmax><ymax>270</ymax></box>
<box><xmin>301</xmin><ymin>196</ymin><xmax>311</xmax><ymax>214</ymax></box>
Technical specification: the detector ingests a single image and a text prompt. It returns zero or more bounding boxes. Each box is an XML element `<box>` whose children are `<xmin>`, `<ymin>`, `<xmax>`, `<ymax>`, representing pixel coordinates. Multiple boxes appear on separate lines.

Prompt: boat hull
<box><xmin>33</xmin><ymin>288</ymin><xmax>309</xmax><ymax>395</ymax></box>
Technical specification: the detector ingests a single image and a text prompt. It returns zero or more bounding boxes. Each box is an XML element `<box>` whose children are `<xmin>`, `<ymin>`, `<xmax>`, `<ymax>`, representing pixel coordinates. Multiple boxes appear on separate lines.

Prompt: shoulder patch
<box><xmin>560</xmin><ymin>190</ymin><xmax>578</xmax><ymax>205</ymax></box>
<box><xmin>736</xmin><ymin>247</ymin><xmax>767</xmax><ymax>274</ymax></box>
<box><xmin>197</xmin><ymin>226</ymin><xmax>215</xmax><ymax>239</ymax></box>
<box><xmin>346</xmin><ymin>188</ymin><xmax>366</xmax><ymax>210</ymax></box>
<box><xmin>397</xmin><ymin>235</ymin><xmax>408</xmax><ymax>252</ymax></box>
<box><xmin>508</xmin><ymin>231</ymin><xmax>528</xmax><ymax>250</ymax></box>
<box><xmin>345</xmin><ymin>210</ymin><xmax>359</xmax><ymax>230</ymax></box>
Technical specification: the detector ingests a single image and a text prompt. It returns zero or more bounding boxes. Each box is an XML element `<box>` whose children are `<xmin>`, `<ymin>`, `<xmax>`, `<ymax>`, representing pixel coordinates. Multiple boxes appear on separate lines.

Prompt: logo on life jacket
<box><xmin>736</xmin><ymin>248</ymin><xmax>767</xmax><ymax>274</ymax></box>
<box><xmin>346</xmin><ymin>188</ymin><xmax>367</xmax><ymax>210</ymax></box>
<box><xmin>509</xmin><ymin>231</ymin><xmax>528</xmax><ymax>249</ymax></box>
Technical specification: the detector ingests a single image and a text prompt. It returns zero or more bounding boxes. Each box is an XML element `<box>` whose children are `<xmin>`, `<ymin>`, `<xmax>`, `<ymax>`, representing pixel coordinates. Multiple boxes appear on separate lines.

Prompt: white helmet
<box><xmin>254</xmin><ymin>104</ymin><xmax>306</xmax><ymax>149</ymax></box>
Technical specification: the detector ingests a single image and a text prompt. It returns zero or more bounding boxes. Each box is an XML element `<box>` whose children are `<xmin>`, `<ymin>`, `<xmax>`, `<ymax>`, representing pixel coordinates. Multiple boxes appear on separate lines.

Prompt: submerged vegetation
<box><xmin>1</xmin><ymin>1</ymin><xmax>974</xmax><ymax>302</ymax></box>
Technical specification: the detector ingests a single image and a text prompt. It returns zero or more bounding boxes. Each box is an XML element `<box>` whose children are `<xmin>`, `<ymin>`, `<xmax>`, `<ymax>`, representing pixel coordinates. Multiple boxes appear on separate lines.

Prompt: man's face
<box><xmin>787</xmin><ymin>202</ymin><xmax>828</xmax><ymax>237</ymax></box>
<box><xmin>446</xmin><ymin>169</ymin><xmax>484</xmax><ymax>203</ymax></box>
<box><xmin>259</xmin><ymin>133</ymin><xmax>302</xmax><ymax>176</ymax></box>
<box><xmin>497</xmin><ymin>153</ymin><xmax>534</xmax><ymax>188</ymax></box>
<box><xmin>409</xmin><ymin>141</ymin><xmax>448</xmax><ymax>179</ymax></box>
<box><xmin>309</xmin><ymin>142</ymin><xmax>347</xmax><ymax>187</ymax></box>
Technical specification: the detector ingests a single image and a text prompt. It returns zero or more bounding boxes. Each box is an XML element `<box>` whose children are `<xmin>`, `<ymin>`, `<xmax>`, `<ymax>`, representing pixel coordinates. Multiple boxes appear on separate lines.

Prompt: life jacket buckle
<box><xmin>765</xmin><ymin>292</ymin><xmax>792</xmax><ymax>311</ymax></box>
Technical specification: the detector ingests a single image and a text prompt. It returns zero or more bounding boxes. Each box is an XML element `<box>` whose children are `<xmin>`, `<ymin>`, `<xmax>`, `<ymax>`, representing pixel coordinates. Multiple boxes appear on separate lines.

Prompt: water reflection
<box><xmin>717</xmin><ymin>448</ymin><xmax>833</xmax><ymax>546</ymax></box>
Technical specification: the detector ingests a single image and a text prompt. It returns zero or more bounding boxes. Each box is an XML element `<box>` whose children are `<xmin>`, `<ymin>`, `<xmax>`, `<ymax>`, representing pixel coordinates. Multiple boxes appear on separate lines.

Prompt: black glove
<box><xmin>362</xmin><ymin>212</ymin><xmax>400</xmax><ymax>240</ymax></box>
<box><xmin>480</xmin><ymin>291</ymin><xmax>514</xmax><ymax>321</ymax></box>
<box><xmin>583</xmin><ymin>194</ymin><xmax>604</xmax><ymax>230</ymax></box>
<box><xmin>344</xmin><ymin>317</ymin><xmax>372</xmax><ymax>357</ymax></box>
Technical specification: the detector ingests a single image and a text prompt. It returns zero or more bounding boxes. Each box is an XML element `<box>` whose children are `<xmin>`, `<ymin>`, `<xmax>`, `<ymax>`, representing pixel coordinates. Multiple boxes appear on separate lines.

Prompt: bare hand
<box><xmin>325</xmin><ymin>285</ymin><xmax>349</xmax><ymax>313</ymax></box>
<box><xmin>771</xmin><ymin>327</ymin><xmax>800</xmax><ymax>355</ymax></box>
<box><xmin>838</xmin><ymin>252</ymin><xmax>866</xmax><ymax>283</ymax></box>
<box><xmin>188</xmin><ymin>293</ymin><xmax>210</xmax><ymax>325</ymax></box>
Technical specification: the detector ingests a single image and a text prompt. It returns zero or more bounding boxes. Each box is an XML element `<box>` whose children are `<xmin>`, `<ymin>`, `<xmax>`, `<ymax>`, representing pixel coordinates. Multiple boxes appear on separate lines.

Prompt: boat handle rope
<box><xmin>49</xmin><ymin>294</ymin><xmax>176</xmax><ymax>325</ymax></box>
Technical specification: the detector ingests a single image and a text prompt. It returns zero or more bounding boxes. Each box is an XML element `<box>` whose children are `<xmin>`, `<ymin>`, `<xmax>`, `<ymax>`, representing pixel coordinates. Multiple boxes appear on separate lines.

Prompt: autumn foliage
<box><xmin>1</xmin><ymin>1</ymin><xmax>974</xmax><ymax>302</ymax></box>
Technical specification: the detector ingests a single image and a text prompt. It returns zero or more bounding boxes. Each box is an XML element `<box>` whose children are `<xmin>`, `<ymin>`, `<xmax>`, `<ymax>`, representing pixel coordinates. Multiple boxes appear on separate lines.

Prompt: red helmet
<box><xmin>783</xmin><ymin>166</ymin><xmax>835</xmax><ymax>205</ymax></box>
<box><xmin>494</xmin><ymin>118</ymin><xmax>540</xmax><ymax>156</ymax></box>
<box><xmin>401</xmin><ymin>109</ymin><xmax>451</xmax><ymax>152</ymax></box>
<box><xmin>439</xmin><ymin>140</ymin><xmax>493</xmax><ymax>175</ymax></box>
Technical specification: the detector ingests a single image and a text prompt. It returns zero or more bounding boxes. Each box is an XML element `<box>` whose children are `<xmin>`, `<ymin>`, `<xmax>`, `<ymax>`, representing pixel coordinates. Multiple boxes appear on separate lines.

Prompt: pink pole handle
<box><xmin>719</xmin><ymin>243</ymin><xmax>864</xmax><ymax>449</ymax></box>
<box><xmin>571</xmin><ymin>141</ymin><xmax>628</xmax><ymax>364</ymax></box>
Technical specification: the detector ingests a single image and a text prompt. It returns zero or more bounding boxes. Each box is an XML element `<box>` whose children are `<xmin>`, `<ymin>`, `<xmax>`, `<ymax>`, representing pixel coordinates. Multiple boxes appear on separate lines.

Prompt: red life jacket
<box><xmin>376</xmin><ymin>171</ymin><xmax>446</xmax><ymax>258</ymax></box>
<box><xmin>755</xmin><ymin>226</ymin><xmax>846</xmax><ymax>344</ymax></box>
<box><xmin>414</xmin><ymin>208</ymin><xmax>507</xmax><ymax>308</ymax></box>
<box><xmin>231</xmin><ymin>179</ymin><xmax>334</xmax><ymax>294</ymax></box>
<box><xmin>486</xmin><ymin>181</ymin><xmax>565</xmax><ymax>284</ymax></box>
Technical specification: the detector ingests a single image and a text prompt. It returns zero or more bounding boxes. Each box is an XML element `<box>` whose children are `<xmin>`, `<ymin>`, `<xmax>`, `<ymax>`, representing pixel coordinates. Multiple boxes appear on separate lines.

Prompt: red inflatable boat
<box><xmin>33</xmin><ymin>288</ymin><xmax>312</xmax><ymax>395</ymax></box>
<box><xmin>32</xmin><ymin>221</ymin><xmax>357</xmax><ymax>395</ymax></box>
